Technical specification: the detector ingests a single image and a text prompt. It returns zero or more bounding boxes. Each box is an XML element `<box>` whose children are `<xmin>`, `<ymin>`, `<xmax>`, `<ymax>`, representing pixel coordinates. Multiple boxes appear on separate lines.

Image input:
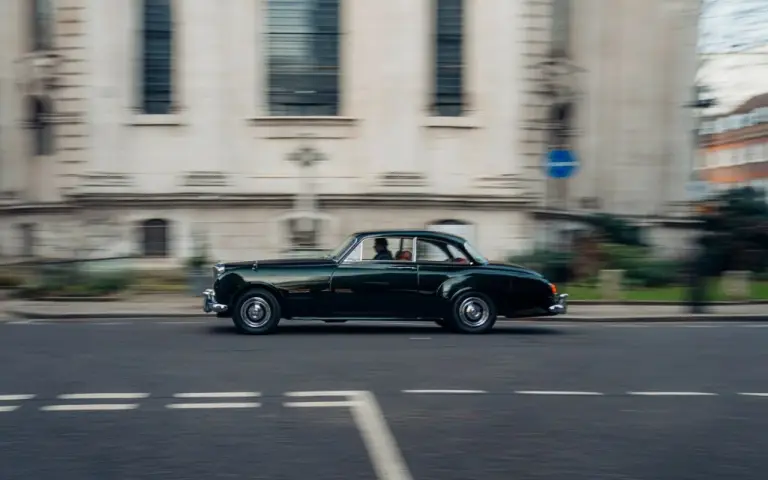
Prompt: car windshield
<box><xmin>327</xmin><ymin>235</ymin><xmax>358</xmax><ymax>261</ymax></box>
<box><xmin>464</xmin><ymin>241</ymin><xmax>489</xmax><ymax>264</ymax></box>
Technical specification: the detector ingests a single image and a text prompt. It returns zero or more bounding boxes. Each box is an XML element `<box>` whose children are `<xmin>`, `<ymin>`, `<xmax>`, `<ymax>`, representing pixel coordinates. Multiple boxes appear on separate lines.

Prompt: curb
<box><xmin>5</xmin><ymin>309</ymin><xmax>768</xmax><ymax>323</ymax></box>
<box><xmin>5</xmin><ymin>309</ymin><xmax>208</xmax><ymax>320</ymax></box>
<box><xmin>545</xmin><ymin>315</ymin><xmax>768</xmax><ymax>322</ymax></box>
<box><xmin>569</xmin><ymin>300</ymin><xmax>768</xmax><ymax>306</ymax></box>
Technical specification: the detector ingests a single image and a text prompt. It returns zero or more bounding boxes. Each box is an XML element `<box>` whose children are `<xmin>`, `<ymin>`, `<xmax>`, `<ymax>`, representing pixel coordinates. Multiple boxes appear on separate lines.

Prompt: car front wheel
<box><xmin>445</xmin><ymin>292</ymin><xmax>497</xmax><ymax>334</ymax></box>
<box><xmin>232</xmin><ymin>288</ymin><xmax>282</xmax><ymax>335</ymax></box>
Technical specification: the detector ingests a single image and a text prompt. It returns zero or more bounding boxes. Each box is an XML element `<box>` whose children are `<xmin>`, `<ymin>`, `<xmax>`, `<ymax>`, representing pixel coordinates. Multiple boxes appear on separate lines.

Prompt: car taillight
<box><xmin>549</xmin><ymin>283</ymin><xmax>557</xmax><ymax>295</ymax></box>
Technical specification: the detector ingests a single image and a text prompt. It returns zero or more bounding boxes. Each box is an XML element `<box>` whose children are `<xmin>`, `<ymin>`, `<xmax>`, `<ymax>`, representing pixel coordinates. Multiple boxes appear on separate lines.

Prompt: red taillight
<box><xmin>550</xmin><ymin>283</ymin><xmax>557</xmax><ymax>295</ymax></box>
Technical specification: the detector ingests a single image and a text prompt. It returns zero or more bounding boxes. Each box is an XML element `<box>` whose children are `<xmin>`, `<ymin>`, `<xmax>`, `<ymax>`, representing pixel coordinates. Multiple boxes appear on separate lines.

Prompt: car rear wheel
<box><xmin>446</xmin><ymin>292</ymin><xmax>497</xmax><ymax>334</ymax></box>
<box><xmin>232</xmin><ymin>288</ymin><xmax>282</xmax><ymax>335</ymax></box>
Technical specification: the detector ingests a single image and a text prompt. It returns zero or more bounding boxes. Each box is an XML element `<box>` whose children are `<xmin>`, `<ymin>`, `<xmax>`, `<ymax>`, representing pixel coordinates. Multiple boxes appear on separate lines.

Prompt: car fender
<box><xmin>435</xmin><ymin>275</ymin><xmax>482</xmax><ymax>303</ymax></box>
<box><xmin>216</xmin><ymin>272</ymin><xmax>284</xmax><ymax>306</ymax></box>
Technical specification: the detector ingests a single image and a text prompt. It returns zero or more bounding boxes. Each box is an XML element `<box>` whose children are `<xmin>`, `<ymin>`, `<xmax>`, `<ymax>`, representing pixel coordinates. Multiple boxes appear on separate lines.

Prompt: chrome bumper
<box><xmin>202</xmin><ymin>288</ymin><xmax>228</xmax><ymax>314</ymax></box>
<box><xmin>548</xmin><ymin>293</ymin><xmax>568</xmax><ymax>315</ymax></box>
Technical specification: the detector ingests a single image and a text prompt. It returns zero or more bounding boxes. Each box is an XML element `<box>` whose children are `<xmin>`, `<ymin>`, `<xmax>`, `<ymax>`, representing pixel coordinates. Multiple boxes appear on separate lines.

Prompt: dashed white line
<box><xmin>284</xmin><ymin>400</ymin><xmax>357</xmax><ymax>408</ymax></box>
<box><xmin>0</xmin><ymin>394</ymin><xmax>36</xmax><ymax>401</ymax></box>
<box><xmin>515</xmin><ymin>390</ymin><xmax>604</xmax><ymax>396</ymax></box>
<box><xmin>0</xmin><ymin>406</ymin><xmax>20</xmax><ymax>412</ymax></box>
<box><xmin>738</xmin><ymin>392</ymin><xmax>768</xmax><ymax>397</ymax></box>
<box><xmin>173</xmin><ymin>392</ymin><xmax>261</xmax><ymax>399</ymax></box>
<box><xmin>284</xmin><ymin>390</ymin><xmax>361</xmax><ymax>397</ymax></box>
<box><xmin>627</xmin><ymin>391</ymin><xmax>717</xmax><ymax>396</ymax></box>
<box><xmin>57</xmin><ymin>393</ymin><xmax>149</xmax><ymax>400</ymax></box>
<box><xmin>402</xmin><ymin>389</ymin><xmax>487</xmax><ymax>394</ymax></box>
<box><xmin>42</xmin><ymin>404</ymin><xmax>139</xmax><ymax>411</ymax></box>
<box><xmin>166</xmin><ymin>402</ymin><xmax>261</xmax><ymax>409</ymax></box>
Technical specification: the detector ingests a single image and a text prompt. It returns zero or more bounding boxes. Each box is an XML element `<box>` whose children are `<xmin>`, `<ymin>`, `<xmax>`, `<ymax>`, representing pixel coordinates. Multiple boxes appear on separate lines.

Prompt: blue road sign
<box><xmin>545</xmin><ymin>149</ymin><xmax>579</xmax><ymax>179</ymax></box>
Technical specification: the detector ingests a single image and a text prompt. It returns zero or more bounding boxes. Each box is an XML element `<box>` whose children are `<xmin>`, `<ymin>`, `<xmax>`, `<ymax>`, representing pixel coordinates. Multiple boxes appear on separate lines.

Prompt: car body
<box><xmin>202</xmin><ymin>229</ymin><xmax>568</xmax><ymax>334</ymax></box>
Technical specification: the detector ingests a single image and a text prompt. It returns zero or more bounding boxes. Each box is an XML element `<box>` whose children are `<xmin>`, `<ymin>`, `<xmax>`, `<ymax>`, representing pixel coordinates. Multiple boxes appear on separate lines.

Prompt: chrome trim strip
<box><xmin>202</xmin><ymin>288</ymin><xmax>228</xmax><ymax>314</ymax></box>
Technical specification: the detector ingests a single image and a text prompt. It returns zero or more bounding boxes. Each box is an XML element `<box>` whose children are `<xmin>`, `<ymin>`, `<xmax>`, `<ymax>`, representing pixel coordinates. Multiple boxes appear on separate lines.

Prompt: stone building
<box><xmin>0</xmin><ymin>0</ymin><xmax>702</xmax><ymax>265</ymax></box>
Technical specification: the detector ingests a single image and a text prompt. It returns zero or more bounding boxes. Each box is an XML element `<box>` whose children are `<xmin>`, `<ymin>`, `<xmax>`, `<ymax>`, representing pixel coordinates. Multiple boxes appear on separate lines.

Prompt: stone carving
<box><xmin>285</xmin><ymin>142</ymin><xmax>328</xmax><ymax>251</ymax></box>
<box><xmin>14</xmin><ymin>51</ymin><xmax>63</xmax><ymax>97</ymax></box>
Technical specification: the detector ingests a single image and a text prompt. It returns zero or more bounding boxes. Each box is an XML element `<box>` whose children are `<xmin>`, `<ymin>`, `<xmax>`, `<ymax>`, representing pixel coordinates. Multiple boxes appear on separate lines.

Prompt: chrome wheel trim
<box><xmin>458</xmin><ymin>296</ymin><xmax>491</xmax><ymax>328</ymax></box>
<box><xmin>240</xmin><ymin>297</ymin><xmax>272</xmax><ymax>329</ymax></box>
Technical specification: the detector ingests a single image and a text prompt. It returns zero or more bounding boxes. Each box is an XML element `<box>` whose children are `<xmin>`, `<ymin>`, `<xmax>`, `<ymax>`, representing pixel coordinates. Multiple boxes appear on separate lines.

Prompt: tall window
<box><xmin>30</xmin><ymin>96</ymin><xmax>54</xmax><ymax>156</ymax></box>
<box><xmin>31</xmin><ymin>0</ymin><xmax>54</xmax><ymax>51</ymax></box>
<box><xmin>550</xmin><ymin>0</ymin><xmax>571</xmax><ymax>57</ymax></box>
<box><xmin>433</xmin><ymin>0</ymin><xmax>464</xmax><ymax>117</ymax></box>
<box><xmin>141</xmin><ymin>0</ymin><xmax>174</xmax><ymax>114</ymax></box>
<box><xmin>267</xmin><ymin>0</ymin><xmax>341</xmax><ymax>116</ymax></box>
<box><xmin>140</xmin><ymin>219</ymin><xmax>169</xmax><ymax>257</ymax></box>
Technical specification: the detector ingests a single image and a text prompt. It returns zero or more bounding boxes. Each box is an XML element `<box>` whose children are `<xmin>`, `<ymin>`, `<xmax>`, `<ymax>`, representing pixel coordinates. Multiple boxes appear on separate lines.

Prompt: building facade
<box><xmin>697</xmin><ymin>93</ymin><xmax>768</xmax><ymax>191</ymax></box>
<box><xmin>0</xmin><ymin>0</ymin><xmax>702</xmax><ymax>265</ymax></box>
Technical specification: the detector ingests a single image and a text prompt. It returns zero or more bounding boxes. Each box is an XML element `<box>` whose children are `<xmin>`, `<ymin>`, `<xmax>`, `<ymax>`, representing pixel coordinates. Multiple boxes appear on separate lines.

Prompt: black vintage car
<box><xmin>203</xmin><ymin>229</ymin><xmax>568</xmax><ymax>334</ymax></box>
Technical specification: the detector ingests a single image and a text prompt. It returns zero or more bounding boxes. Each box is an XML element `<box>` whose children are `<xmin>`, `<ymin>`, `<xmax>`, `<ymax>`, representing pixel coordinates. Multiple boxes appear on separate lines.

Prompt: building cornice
<box><xmin>0</xmin><ymin>192</ymin><xmax>538</xmax><ymax>214</ymax></box>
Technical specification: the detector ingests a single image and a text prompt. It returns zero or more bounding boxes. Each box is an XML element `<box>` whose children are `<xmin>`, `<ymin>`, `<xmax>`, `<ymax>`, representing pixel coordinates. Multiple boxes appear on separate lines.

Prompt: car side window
<box><xmin>416</xmin><ymin>239</ymin><xmax>470</xmax><ymax>263</ymax></box>
<box><xmin>343</xmin><ymin>236</ymin><xmax>415</xmax><ymax>263</ymax></box>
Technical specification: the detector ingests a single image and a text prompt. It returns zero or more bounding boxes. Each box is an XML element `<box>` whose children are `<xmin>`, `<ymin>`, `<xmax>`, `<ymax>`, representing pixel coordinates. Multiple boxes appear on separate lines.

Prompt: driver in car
<box><xmin>372</xmin><ymin>237</ymin><xmax>393</xmax><ymax>261</ymax></box>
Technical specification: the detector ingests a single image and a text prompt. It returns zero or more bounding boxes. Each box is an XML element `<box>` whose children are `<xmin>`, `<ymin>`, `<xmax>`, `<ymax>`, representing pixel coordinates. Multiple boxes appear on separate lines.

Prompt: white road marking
<box><xmin>284</xmin><ymin>390</ymin><xmax>362</xmax><ymax>397</ymax></box>
<box><xmin>42</xmin><ymin>404</ymin><xmax>139</xmax><ymax>411</ymax></box>
<box><xmin>285</xmin><ymin>391</ymin><xmax>414</xmax><ymax>480</ymax></box>
<box><xmin>738</xmin><ymin>393</ymin><xmax>768</xmax><ymax>397</ymax></box>
<box><xmin>408</xmin><ymin>337</ymin><xmax>432</xmax><ymax>340</ymax></box>
<box><xmin>740</xmin><ymin>324</ymin><xmax>768</xmax><ymax>328</ymax></box>
<box><xmin>0</xmin><ymin>406</ymin><xmax>20</xmax><ymax>412</ymax></box>
<box><xmin>284</xmin><ymin>401</ymin><xmax>358</xmax><ymax>408</ymax></box>
<box><xmin>173</xmin><ymin>392</ymin><xmax>261</xmax><ymax>398</ymax></box>
<box><xmin>515</xmin><ymin>390</ymin><xmax>604</xmax><ymax>396</ymax></box>
<box><xmin>402</xmin><ymin>389</ymin><xmax>487</xmax><ymax>394</ymax></box>
<box><xmin>93</xmin><ymin>322</ymin><xmax>131</xmax><ymax>325</ymax></box>
<box><xmin>166</xmin><ymin>402</ymin><xmax>261</xmax><ymax>409</ymax></box>
<box><xmin>0</xmin><ymin>394</ymin><xmax>36</xmax><ymax>401</ymax></box>
<box><xmin>627</xmin><ymin>391</ymin><xmax>717</xmax><ymax>396</ymax></box>
<box><xmin>57</xmin><ymin>393</ymin><xmax>149</xmax><ymax>400</ymax></box>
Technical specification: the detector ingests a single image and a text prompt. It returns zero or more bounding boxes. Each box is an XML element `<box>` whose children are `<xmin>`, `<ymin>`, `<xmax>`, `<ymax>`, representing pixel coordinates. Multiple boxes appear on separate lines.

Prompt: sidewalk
<box><xmin>2</xmin><ymin>294</ymin><xmax>767</xmax><ymax>321</ymax></box>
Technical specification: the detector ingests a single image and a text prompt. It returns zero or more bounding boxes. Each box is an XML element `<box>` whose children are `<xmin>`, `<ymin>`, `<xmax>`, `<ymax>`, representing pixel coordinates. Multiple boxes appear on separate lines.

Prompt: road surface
<box><xmin>1</xmin><ymin>318</ymin><xmax>767</xmax><ymax>479</ymax></box>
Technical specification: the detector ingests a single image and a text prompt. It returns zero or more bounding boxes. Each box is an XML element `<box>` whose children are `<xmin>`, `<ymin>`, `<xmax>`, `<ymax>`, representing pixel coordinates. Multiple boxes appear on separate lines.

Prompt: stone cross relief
<box><xmin>286</xmin><ymin>142</ymin><xmax>327</xmax><ymax>249</ymax></box>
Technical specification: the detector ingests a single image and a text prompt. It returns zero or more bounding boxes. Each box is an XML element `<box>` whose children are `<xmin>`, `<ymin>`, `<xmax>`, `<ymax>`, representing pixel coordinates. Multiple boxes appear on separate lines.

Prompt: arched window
<box><xmin>29</xmin><ymin>96</ymin><xmax>54</xmax><ymax>156</ymax></box>
<box><xmin>141</xmin><ymin>0</ymin><xmax>174</xmax><ymax>114</ymax></box>
<box><xmin>140</xmin><ymin>219</ymin><xmax>169</xmax><ymax>257</ymax></box>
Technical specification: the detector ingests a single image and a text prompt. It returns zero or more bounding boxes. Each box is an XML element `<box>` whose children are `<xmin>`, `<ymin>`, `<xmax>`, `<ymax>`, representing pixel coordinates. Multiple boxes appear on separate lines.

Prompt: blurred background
<box><xmin>0</xmin><ymin>0</ymin><xmax>766</xmax><ymax>303</ymax></box>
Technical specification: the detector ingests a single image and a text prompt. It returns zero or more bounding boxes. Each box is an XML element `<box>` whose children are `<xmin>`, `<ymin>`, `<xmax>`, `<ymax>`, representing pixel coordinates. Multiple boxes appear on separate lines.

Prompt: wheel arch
<box><xmin>230</xmin><ymin>282</ymin><xmax>286</xmax><ymax>315</ymax></box>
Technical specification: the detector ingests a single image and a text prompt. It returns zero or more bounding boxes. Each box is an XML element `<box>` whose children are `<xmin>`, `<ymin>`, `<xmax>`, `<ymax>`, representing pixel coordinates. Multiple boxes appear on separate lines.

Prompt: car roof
<box><xmin>352</xmin><ymin>229</ymin><xmax>467</xmax><ymax>244</ymax></box>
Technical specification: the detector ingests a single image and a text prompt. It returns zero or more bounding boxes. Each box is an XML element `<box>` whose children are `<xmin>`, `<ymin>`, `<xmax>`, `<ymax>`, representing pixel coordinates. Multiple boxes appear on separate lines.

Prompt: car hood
<box><xmin>483</xmin><ymin>262</ymin><xmax>545</xmax><ymax>278</ymax></box>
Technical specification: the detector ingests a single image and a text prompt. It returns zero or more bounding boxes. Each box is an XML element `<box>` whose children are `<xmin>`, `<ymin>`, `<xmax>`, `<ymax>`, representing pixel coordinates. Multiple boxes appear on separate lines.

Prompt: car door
<box><xmin>414</xmin><ymin>238</ymin><xmax>472</xmax><ymax>316</ymax></box>
<box><xmin>329</xmin><ymin>236</ymin><xmax>419</xmax><ymax>317</ymax></box>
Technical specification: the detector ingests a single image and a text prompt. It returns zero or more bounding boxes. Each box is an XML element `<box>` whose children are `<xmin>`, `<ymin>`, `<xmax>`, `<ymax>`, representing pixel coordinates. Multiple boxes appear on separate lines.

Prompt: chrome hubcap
<box><xmin>240</xmin><ymin>297</ymin><xmax>271</xmax><ymax>328</ymax></box>
<box><xmin>458</xmin><ymin>297</ymin><xmax>490</xmax><ymax>327</ymax></box>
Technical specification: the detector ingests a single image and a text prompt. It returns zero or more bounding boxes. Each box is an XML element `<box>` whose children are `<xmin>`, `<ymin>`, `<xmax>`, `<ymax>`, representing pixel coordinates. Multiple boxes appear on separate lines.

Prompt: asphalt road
<box><xmin>1</xmin><ymin>318</ymin><xmax>768</xmax><ymax>479</ymax></box>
